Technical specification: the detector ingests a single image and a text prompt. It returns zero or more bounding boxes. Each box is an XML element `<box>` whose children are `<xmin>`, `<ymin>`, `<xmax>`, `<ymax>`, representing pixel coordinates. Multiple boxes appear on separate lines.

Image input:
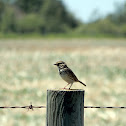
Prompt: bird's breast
<box><xmin>59</xmin><ymin>69</ymin><xmax>74</xmax><ymax>83</ymax></box>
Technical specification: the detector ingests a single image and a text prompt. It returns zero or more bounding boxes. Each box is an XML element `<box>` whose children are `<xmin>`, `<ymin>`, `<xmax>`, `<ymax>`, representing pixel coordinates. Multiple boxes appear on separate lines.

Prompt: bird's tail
<box><xmin>78</xmin><ymin>80</ymin><xmax>86</xmax><ymax>86</ymax></box>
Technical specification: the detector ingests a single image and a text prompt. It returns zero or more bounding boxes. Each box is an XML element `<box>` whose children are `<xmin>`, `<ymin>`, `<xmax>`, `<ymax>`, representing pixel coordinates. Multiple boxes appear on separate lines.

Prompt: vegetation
<box><xmin>0</xmin><ymin>0</ymin><xmax>126</xmax><ymax>37</ymax></box>
<box><xmin>0</xmin><ymin>0</ymin><xmax>78</xmax><ymax>35</ymax></box>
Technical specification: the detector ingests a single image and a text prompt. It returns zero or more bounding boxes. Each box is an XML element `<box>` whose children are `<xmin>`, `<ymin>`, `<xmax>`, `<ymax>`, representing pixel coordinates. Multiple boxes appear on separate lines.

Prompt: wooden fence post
<box><xmin>46</xmin><ymin>89</ymin><xmax>84</xmax><ymax>126</ymax></box>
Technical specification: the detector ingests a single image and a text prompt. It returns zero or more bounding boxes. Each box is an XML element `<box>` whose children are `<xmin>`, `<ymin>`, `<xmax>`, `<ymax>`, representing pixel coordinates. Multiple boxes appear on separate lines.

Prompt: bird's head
<box><xmin>54</xmin><ymin>61</ymin><xmax>68</xmax><ymax>69</ymax></box>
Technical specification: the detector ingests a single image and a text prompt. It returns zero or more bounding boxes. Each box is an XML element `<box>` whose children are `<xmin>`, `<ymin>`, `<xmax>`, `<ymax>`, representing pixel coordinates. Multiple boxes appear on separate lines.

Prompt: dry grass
<box><xmin>0</xmin><ymin>38</ymin><xmax>126</xmax><ymax>126</ymax></box>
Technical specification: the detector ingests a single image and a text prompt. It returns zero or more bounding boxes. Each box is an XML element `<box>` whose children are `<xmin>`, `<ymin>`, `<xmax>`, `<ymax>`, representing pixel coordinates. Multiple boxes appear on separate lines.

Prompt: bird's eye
<box><xmin>58</xmin><ymin>63</ymin><xmax>63</xmax><ymax>66</ymax></box>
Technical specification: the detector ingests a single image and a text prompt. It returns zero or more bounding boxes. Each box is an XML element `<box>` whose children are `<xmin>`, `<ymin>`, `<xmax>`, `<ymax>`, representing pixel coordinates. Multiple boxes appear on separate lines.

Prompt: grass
<box><xmin>0</xmin><ymin>38</ymin><xmax>126</xmax><ymax>126</ymax></box>
<box><xmin>0</xmin><ymin>32</ymin><xmax>126</xmax><ymax>39</ymax></box>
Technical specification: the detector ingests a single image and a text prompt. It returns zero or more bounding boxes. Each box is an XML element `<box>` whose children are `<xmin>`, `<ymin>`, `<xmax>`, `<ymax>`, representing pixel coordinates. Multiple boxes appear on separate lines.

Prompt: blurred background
<box><xmin>0</xmin><ymin>0</ymin><xmax>126</xmax><ymax>126</ymax></box>
<box><xmin>0</xmin><ymin>0</ymin><xmax>126</xmax><ymax>36</ymax></box>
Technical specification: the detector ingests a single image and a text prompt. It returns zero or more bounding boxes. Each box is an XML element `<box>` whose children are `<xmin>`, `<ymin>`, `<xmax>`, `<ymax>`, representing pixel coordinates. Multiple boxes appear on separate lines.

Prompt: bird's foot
<box><xmin>59</xmin><ymin>87</ymin><xmax>67</xmax><ymax>90</ymax></box>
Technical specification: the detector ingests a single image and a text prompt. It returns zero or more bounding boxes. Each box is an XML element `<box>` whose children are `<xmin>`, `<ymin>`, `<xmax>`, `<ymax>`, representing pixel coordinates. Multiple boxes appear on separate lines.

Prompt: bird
<box><xmin>54</xmin><ymin>61</ymin><xmax>86</xmax><ymax>89</ymax></box>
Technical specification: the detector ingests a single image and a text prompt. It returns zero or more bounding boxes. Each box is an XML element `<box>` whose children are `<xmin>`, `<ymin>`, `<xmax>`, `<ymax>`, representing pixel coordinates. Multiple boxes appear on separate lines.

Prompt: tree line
<box><xmin>0</xmin><ymin>0</ymin><xmax>126</xmax><ymax>37</ymax></box>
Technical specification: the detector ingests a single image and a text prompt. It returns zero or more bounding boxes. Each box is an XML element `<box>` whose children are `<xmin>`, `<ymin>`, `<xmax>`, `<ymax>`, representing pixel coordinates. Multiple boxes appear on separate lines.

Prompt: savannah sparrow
<box><xmin>54</xmin><ymin>61</ymin><xmax>86</xmax><ymax>89</ymax></box>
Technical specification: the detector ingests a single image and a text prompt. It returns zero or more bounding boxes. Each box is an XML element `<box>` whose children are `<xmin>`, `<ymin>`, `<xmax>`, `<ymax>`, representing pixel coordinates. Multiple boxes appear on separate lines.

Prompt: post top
<box><xmin>47</xmin><ymin>89</ymin><xmax>85</xmax><ymax>92</ymax></box>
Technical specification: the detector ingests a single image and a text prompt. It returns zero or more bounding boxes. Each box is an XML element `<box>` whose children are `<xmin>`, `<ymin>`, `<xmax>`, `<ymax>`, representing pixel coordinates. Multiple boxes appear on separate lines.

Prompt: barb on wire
<box><xmin>0</xmin><ymin>103</ymin><xmax>46</xmax><ymax>110</ymax></box>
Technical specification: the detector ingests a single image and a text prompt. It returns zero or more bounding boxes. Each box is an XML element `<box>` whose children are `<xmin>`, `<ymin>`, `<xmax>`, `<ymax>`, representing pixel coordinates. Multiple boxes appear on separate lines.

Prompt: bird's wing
<box><xmin>64</xmin><ymin>68</ymin><xmax>78</xmax><ymax>81</ymax></box>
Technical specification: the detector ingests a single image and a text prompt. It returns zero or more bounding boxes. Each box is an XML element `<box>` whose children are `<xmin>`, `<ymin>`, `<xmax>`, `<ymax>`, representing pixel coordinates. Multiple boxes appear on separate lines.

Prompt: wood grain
<box><xmin>46</xmin><ymin>89</ymin><xmax>84</xmax><ymax>126</ymax></box>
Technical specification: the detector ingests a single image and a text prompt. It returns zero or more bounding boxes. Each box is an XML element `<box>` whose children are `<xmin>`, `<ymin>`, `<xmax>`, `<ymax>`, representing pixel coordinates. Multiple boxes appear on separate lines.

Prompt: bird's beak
<box><xmin>54</xmin><ymin>63</ymin><xmax>57</xmax><ymax>65</ymax></box>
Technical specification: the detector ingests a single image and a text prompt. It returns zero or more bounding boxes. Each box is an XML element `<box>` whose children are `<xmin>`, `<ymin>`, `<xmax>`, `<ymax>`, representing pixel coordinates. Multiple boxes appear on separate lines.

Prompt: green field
<box><xmin>0</xmin><ymin>38</ymin><xmax>126</xmax><ymax>126</ymax></box>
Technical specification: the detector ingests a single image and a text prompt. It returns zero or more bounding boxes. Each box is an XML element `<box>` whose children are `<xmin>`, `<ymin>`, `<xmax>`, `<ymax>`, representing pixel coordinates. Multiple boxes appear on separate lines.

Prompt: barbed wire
<box><xmin>0</xmin><ymin>104</ymin><xmax>46</xmax><ymax>110</ymax></box>
<box><xmin>0</xmin><ymin>103</ymin><xmax>126</xmax><ymax>110</ymax></box>
<box><xmin>84</xmin><ymin>106</ymin><xmax>126</xmax><ymax>109</ymax></box>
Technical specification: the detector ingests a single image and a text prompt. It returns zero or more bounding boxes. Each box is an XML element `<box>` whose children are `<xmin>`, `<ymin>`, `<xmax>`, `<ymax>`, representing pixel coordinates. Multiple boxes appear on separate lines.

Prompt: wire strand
<box><xmin>0</xmin><ymin>104</ymin><xmax>126</xmax><ymax>110</ymax></box>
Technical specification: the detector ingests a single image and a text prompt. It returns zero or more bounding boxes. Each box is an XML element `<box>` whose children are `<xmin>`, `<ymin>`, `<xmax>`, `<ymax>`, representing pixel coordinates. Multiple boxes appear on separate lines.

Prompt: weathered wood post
<box><xmin>46</xmin><ymin>89</ymin><xmax>84</xmax><ymax>126</ymax></box>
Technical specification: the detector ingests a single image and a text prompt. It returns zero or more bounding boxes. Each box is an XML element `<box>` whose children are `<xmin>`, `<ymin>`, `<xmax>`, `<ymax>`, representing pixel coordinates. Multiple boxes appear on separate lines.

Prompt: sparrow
<box><xmin>54</xmin><ymin>61</ymin><xmax>86</xmax><ymax>89</ymax></box>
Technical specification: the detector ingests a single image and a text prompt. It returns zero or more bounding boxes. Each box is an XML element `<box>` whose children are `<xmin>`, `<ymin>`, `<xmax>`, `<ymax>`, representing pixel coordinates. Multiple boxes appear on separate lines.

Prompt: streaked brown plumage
<box><xmin>54</xmin><ymin>61</ymin><xmax>86</xmax><ymax>89</ymax></box>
